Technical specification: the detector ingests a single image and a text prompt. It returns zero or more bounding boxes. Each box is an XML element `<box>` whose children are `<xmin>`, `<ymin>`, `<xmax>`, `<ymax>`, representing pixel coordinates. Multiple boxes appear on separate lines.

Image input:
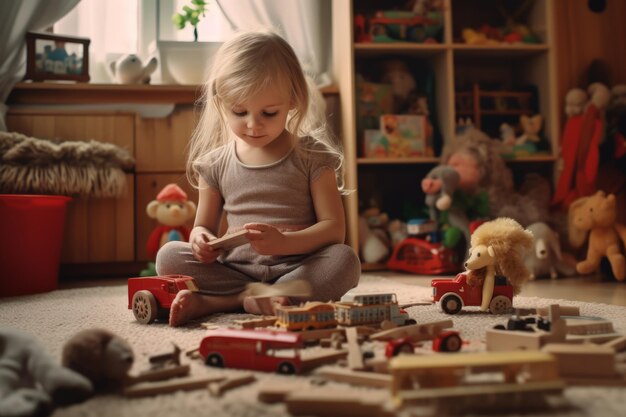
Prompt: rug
<box><xmin>1</xmin><ymin>275</ymin><xmax>625</xmax><ymax>417</ymax></box>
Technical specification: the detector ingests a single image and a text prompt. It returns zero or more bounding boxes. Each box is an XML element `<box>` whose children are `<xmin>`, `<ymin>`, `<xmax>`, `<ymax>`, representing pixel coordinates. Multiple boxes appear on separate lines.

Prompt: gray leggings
<box><xmin>156</xmin><ymin>242</ymin><xmax>361</xmax><ymax>302</ymax></box>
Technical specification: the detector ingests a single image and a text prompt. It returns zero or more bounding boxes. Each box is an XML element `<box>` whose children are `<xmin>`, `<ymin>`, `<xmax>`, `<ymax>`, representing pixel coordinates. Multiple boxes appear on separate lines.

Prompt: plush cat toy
<box><xmin>0</xmin><ymin>328</ymin><xmax>92</xmax><ymax>417</ymax></box>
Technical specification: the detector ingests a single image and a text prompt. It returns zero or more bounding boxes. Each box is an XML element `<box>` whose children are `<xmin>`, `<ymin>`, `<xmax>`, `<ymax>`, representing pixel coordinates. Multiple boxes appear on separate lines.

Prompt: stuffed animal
<box><xmin>515</xmin><ymin>114</ymin><xmax>543</xmax><ymax>146</ymax></box>
<box><xmin>358</xmin><ymin>205</ymin><xmax>391</xmax><ymax>264</ymax></box>
<box><xmin>109</xmin><ymin>54</ymin><xmax>158</xmax><ymax>84</ymax></box>
<box><xmin>524</xmin><ymin>222</ymin><xmax>576</xmax><ymax>279</ymax></box>
<box><xmin>564</xmin><ymin>88</ymin><xmax>588</xmax><ymax>118</ymax></box>
<box><xmin>464</xmin><ymin>218</ymin><xmax>533</xmax><ymax>311</ymax></box>
<box><xmin>62</xmin><ymin>328</ymin><xmax>134</xmax><ymax>390</ymax></box>
<box><xmin>421</xmin><ymin>165</ymin><xmax>471</xmax><ymax>250</ymax></box>
<box><xmin>0</xmin><ymin>328</ymin><xmax>92</xmax><ymax>417</ymax></box>
<box><xmin>441</xmin><ymin>126</ymin><xmax>550</xmax><ymax>227</ymax></box>
<box><xmin>568</xmin><ymin>191</ymin><xmax>626</xmax><ymax>281</ymax></box>
<box><xmin>146</xmin><ymin>183</ymin><xmax>197</xmax><ymax>259</ymax></box>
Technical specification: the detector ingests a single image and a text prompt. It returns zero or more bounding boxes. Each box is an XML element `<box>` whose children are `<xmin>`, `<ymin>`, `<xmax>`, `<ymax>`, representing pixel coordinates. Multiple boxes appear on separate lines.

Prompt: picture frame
<box><xmin>25</xmin><ymin>32</ymin><xmax>90</xmax><ymax>82</ymax></box>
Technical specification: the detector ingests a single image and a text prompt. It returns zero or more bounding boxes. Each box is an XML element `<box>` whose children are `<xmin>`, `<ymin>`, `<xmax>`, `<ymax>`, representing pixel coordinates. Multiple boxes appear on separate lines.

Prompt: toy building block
<box><xmin>604</xmin><ymin>335</ymin><xmax>626</xmax><ymax>352</ymax></box>
<box><xmin>285</xmin><ymin>389</ymin><xmax>393</xmax><ymax>417</ymax></box>
<box><xmin>345</xmin><ymin>327</ymin><xmax>364</xmax><ymax>370</ymax></box>
<box><xmin>128</xmin><ymin>364</ymin><xmax>190</xmax><ymax>385</ymax></box>
<box><xmin>208</xmin><ymin>373</ymin><xmax>256</xmax><ymax>397</ymax></box>
<box><xmin>388</xmin><ymin>351</ymin><xmax>564</xmax><ymax>408</ymax></box>
<box><xmin>123</xmin><ymin>375</ymin><xmax>226</xmax><ymax>398</ymax></box>
<box><xmin>486</xmin><ymin>305</ymin><xmax>567</xmax><ymax>352</ymax></box>
<box><xmin>370</xmin><ymin>319</ymin><xmax>454</xmax><ymax>342</ymax></box>
<box><xmin>148</xmin><ymin>343</ymin><xmax>181</xmax><ymax>368</ymax></box>
<box><xmin>300</xmin><ymin>350</ymin><xmax>349</xmax><ymax>372</ymax></box>
<box><xmin>542</xmin><ymin>343</ymin><xmax>626</xmax><ymax>385</ymax></box>
<box><xmin>565</xmin><ymin>317</ymin><xmax>615</xmax><ymax>335</ymax></box>
<box><xmin>232</xmin><ymin>316</ymin><xmax>277</xmax><ymax>329</ymax></box>
<box><xmin>536</xmin><ymin>305</ymin><xmax>580</xmax><ymax>317</ymax></box>
<box><xmin>315</xmin><ymin>366</ymin><xmax>392</xmax><ymax>388</ymax></box>
<box><xmin>207</xmin><ymin>229</ymin><xmax>249</xmax><ymax>251</ymax></box>
<box><xmin>258</xmin><ymin>384</ymin><xmax>302</xmax><ymax>404</ymax></box>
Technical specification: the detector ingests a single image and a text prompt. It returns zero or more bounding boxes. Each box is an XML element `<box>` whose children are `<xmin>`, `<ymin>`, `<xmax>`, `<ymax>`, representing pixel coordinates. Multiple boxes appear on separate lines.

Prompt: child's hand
<box><xmin>190</xmin><ymin>232</ymin><xmax>223</xmax><ymax>263</ymax></box>
<box><xmin>244</xmin><ymin>223</ymin><xmax>286</xmax><ymax>255</ymax></box>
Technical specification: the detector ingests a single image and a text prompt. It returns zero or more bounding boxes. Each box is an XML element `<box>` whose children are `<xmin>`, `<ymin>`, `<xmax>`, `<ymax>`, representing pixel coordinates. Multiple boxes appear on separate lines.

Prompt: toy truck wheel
<box><xmin>132</xmin><ymin>290</ymin><xmax>158</xmax><ymax>324</ymax></box>
<box><xmin>436</xmin><ymin>332</ymin><xmax>462</xmax><ymax>352</ymax></box>
<box><xmin>489</xmin><ymin>295</ymin><xmax>512</xmax><ymax>315</ymax></box>
<box><xmin>440</xmin><ymin>294</ymin><xmax>462</xmax><ymax>315</ymax></box>
<box><xmin>277</xmin><ymin>362</ymin><xmax>296</xmax><ymax>375</ymax></box>
<box><xmin>206</xmin><ymin>353</ymin><xmax>224</xmax><ymax>368</ymax></box>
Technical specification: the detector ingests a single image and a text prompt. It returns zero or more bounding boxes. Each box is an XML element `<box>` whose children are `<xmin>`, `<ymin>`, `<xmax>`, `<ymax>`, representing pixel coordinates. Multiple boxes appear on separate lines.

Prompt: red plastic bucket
<box><xmin>0</xmin><ymin>195</ymin><xmax>71</xmax><ymax>297</ymax></box>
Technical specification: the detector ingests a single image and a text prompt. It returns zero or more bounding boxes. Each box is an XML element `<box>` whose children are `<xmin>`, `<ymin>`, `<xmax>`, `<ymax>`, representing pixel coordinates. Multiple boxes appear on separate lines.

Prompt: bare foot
<box><xmin>169</xmin><ymin>290</ymin><xmax>241</xmax><ymax>327</ymax></box>
<box><xmin>243</xmin><ymin>296</ymin><xmax>290</xmax><ymax>315</ymax></box>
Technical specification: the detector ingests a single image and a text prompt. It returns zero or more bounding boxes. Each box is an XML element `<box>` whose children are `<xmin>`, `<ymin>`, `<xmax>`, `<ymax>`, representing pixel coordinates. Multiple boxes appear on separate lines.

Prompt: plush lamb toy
<box><xmin>524</xmin><ymin>222</ymin><xmax>576</xmax><ymax>280</ymax></box>
<box><xmin>0</xmin><ymin>328</ymin><xmax>92</xmax><ymax>417</ymax></box>
<box><xmin>109</xmin><ymin>54</ymin><xmax>158</xmax><ymax>84</ymax></box>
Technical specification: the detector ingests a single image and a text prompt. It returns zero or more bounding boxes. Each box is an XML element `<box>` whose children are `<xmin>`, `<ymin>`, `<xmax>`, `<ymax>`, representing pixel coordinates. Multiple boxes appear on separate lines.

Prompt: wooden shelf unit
<box><xmin>332</xmin><ymin>0</ymin><xmax>558</xmax><ymax>256</ymax></box>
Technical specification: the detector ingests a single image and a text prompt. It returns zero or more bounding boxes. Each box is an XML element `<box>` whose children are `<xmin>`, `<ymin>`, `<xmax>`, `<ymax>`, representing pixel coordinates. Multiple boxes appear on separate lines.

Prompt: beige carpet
<box><xmin>1</xmin><ymin>275</ymin><xmax>625</xmax><ymax>417</ymax></box>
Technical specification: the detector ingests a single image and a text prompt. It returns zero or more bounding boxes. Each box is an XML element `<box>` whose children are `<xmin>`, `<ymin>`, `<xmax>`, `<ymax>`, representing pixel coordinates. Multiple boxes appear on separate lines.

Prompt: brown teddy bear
<box><xmin>568</xmin><ymin>190</ymin><xmax>626</xmax><ymax>281</ymax></box>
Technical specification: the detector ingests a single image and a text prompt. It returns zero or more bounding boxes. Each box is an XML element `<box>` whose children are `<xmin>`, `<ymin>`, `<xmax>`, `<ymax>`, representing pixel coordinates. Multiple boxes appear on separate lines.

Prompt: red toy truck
<box><xmin>199</xmin><ymin>328</ymin><xmax>304</xmax><ymax>374</ymax></box>
<box><xmin>431</xmin><ymin>273</ymin><xmax>513</xmax><ymax>314</ymax></box>
<box><xmin>128</xmin><ymin>275</ymin><xmax>198</xmax><ymax>324</ymax></box>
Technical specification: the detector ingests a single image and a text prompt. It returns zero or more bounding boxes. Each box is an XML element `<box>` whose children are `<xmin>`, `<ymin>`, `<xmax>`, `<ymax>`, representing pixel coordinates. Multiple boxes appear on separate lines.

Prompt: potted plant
<box><xmin>154</xmin><ymin>0</ymin><xmax>223</xmax><ymax>85</ymax></box>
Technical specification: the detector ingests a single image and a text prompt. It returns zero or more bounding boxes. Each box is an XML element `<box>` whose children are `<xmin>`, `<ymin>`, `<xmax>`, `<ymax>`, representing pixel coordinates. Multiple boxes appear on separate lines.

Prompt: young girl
<box><xmin>156</xmin><ymin>30</ymin><xmax>361</xmax><ymax>326</ymax></box>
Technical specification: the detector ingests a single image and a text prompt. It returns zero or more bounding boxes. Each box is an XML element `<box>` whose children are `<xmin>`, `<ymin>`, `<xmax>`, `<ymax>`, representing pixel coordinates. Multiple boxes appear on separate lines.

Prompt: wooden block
<box><xmin>127</xmin><ymin>364</ymin><xmax>190</xmax><ymax>385</ymax></box>
<box><xmin>542</xmin><ymin>343</ymin><xmax>619</xmax><ymax>378</ymax></box>
<box><xmin>208</xmin><ymin>373</ymin><xmax>256</xmax><ymax>397</ymax></box>
<box><xmin>300</xmin><ymin>350</ymin><xmax>348</xmax><ymax>372</ymax></box>
<box><xmin>370</xmin><ymin>319</ymin><xmax>454</xmax><ymax>341</ymax></box>
<box><xmin>123</xmin><ymin>375</ymin><xmax>225</xmax><ymax>398</ymax></box>
<box><xmin>345</xmin><ymin>327</ymin><xmax>364</xmax><ymax>370</ymax></box>
<box><xmin>286</xmin><ymin>389</ymin><xmax>392</xmax><ymax>417</ymax></box>
<box><xmin>315</xmin><ymin>366</ymin><xmax>392</xmax><ymax>388</ymax></box>
<box><xmin>232</xmin><ymin>316</ymin><xmax>277</xmax><ymax>329</ymax></box>
<box><xmin>536</xmin><ymin>305</ymin><xmax>580</xmax><ymax>317</ymax></box>
<box><xmin>604</xmin><ymin>335</ymin><xmax>626</xmax><ymax>352</ymax></box>
<box><xmin>208</xmin><ymin>229</ymin><xmax>249</xmax><ymax>250</ymax></box>
<box><xmin>258</xmin><ymin>384</ymin><xmax>298</xmax><ymax>403</ymax></box>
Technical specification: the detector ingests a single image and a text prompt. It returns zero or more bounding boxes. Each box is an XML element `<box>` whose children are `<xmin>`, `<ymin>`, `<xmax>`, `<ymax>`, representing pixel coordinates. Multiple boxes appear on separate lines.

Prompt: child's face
<box><xmin>225</xmin><ymin>85</ymin><xmax>291</xmax><ymax>149</ymax></box>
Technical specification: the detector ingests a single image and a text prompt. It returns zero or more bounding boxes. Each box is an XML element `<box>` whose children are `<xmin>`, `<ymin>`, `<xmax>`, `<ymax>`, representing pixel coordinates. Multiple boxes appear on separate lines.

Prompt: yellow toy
<box><xmin>464</xmin><ymin>218</ymin><xmax>534</xmax><ymax>311</ymax></box>
<box><xmin>568</xmin><ymin>191</ymin><xmax>626</xmax><ymax>281</ymax></box>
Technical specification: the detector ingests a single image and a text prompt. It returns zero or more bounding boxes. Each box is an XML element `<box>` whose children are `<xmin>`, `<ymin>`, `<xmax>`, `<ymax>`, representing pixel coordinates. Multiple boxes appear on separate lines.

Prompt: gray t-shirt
<box><xmin>196</xmin><ymin>137</ymin><xmax>339</xmax><ymax>265</ymax></box>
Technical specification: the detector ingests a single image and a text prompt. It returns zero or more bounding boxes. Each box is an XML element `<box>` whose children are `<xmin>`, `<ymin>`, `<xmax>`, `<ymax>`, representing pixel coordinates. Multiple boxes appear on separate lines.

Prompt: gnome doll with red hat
<box><xmin>145</xmin><ymin>183</ymin><xmax>197</xmax><ymax>259</ymax></box>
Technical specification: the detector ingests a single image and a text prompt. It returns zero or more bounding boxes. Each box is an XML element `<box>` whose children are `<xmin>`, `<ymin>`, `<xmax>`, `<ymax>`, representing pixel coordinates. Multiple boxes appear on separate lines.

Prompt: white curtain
<box><xmin>215</xmin><ymin>0</ymin><xmax>332</xmax><ymax>86</ymax></box>
<box><xmin>0</xmin><ymin>0</ymin><xmax>80</xmax><ymax>132</ymax></box>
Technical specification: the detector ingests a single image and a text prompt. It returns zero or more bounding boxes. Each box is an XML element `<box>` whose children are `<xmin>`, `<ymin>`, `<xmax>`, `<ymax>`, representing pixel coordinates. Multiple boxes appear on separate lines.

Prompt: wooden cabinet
<box><xmin>332</xmin><ymin>0</ymin><xmax>558</xmax><ymax>261</ymax></box>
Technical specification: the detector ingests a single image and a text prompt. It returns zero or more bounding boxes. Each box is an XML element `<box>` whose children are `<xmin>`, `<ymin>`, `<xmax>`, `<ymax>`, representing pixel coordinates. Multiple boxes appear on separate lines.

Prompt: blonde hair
<box><xmin>187</xmin><ymin>29</ymin><xmax>345</xmax><ymax>192</ymax></box>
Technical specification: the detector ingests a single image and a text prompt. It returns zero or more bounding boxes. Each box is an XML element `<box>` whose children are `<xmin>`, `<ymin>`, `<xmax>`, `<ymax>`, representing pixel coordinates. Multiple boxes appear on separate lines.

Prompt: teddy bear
<box><xmin>523</xmin><ymin>222</ymin><xmax>576</xmax><ymax>280</ymax></box>
<box><xmin>0</xmin><ymin>328</ymin><xmax>93</xmax><ymax>417</ymax></box>
<box><xmin>62</xmin><ymin>328</ymin><xmax>134</xmax><ymax>390</ymax></box>
<box><xmin>568</xmin><ymin>190</ymin><xmax>626</xmax><ymax>281</ymax></box>
<box><xmin>358</xmin><ymin>203</ymin><xmax>391</xmax><ymax>264</ymax></box>
<box><xmin>146</xmin><ymin>183</ymin><xmax>197</xmax><ymax>259</ymax></box>
<box><xmin>109</xmin><ymin>54</ymin><xmax>158</xmax><ymax>84</ymax></box>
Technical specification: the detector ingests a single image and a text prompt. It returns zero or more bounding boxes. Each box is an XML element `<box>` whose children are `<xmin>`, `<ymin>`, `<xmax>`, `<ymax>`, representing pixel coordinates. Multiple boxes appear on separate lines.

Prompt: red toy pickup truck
<box><xmin>128</xmin><ymin>275</ymin><xmax>198</xmax><ymax>324</ymax></box>
<box><xmin>431</xmin><ymin>272</ymin><xmax>513</xmax><ymax>314</ymax></box>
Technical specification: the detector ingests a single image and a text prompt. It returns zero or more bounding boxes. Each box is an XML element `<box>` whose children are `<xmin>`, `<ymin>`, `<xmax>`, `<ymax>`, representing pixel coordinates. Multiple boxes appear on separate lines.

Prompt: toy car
<box><xmin>431</xmin><ymin>272</ymin><xmax>513</xmax><ymax>314</ymax></box>
<box><xmin>128</xmin><ymin>275</ymin><xmax>198</xmax><ymax>324</ymax></box>
<box><xmin>387</xmin><ymin>236</ymin><xmax>462</xmax><ymax>275</ymax></box>
<box><xmin>385</xmin><ymin>330</ymin><xmax>462</xmax><ymax>358</ymax></box>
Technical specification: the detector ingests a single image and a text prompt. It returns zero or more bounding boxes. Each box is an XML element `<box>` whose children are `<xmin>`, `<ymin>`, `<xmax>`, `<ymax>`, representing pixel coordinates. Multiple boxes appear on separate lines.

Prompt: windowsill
<box><xmin>7</xmin><ymin>82</ymin><xmax>339</xmax><ymax>105</ymax></box>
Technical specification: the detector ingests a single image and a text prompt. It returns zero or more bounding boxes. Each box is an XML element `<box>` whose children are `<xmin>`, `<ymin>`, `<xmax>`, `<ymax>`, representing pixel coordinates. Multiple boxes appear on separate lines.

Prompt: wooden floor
<box><xmin>378</xmin><ymin>271</ymin><xmax>626</xmax><ymax>307</ymax></box>
<box><xmin>60</xmin><ymin>271</ymin><xmax>626</xmax><ymax>307</ymax></box>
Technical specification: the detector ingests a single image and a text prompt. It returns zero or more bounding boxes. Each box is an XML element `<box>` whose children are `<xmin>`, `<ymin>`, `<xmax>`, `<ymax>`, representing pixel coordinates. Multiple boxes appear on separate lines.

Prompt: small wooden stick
<box><xmin>127</xmin><ymin>364</ymin><xmax>190</xmax><ymax>385</ymax></box>
<box><xmin>123</xmin><ymin>375</ymin><xmax>225</xmax><ymax>398</ymax></box>
<box><xmin>208</xmin><ymin>373</ymin><xmax>256</xmax><ymax>397</ymax></box>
